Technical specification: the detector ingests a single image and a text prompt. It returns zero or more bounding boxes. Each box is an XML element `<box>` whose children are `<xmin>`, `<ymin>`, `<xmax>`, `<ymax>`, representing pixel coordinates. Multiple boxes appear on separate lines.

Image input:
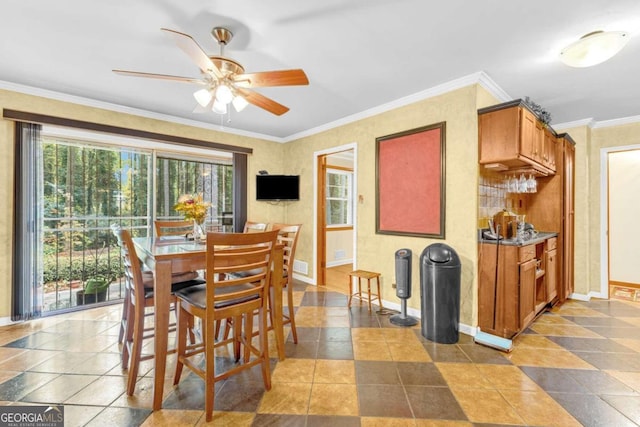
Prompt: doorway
<box><xmin>605</xmin><ymin>147</ymin><xmax>640</xmax><ymax>302</ymax></box>
<box><xmin>314</xmin><ymin>144</ymin><xmax>357</xmax><ymax>289</ymax></box>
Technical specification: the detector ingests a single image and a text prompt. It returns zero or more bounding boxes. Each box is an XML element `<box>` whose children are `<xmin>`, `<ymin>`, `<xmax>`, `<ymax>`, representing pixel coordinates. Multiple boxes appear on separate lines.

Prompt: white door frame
<box><xmin>313</xmin><ymin>143</ymin><xmax>358</xmax><ymax>285</ymax></box>
<box><xmin>599</xmin><ymin>143</ymin><xmax>640</xmax><ymax>298</ymax></box>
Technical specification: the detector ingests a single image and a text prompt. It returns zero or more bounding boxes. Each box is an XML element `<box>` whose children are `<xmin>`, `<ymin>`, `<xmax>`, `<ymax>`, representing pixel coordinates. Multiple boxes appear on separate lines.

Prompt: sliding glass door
<box><xmin>37</xmin><ymin>131</ymin><xmax>233</xmax><ymax>315</ymax></box>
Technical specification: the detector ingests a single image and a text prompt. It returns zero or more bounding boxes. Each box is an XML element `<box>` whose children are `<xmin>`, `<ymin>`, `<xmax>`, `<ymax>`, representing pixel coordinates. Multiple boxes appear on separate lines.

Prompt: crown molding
<box><xmin>476</xmin><ymin>71</ymin><xmax>512</xmax><ymax>102</ymax></box>
<box><xmin>553</xmin><ymin>118</ymin><xmax>596</xmax><ymax>131</ymax></box>
<box><xmin>0</xmin><ymin>80</ymin><xmax>283</xmax><ymax>143</ymax></box>
<box><xmin>591</xmin><ymin>114</ymin><xmax>640</xmax><ymax>129</ymax></box>
<box><xmin>283</xmin><ymin>72</ymin><xmax>491</xmax><ymax>142</ymax></box>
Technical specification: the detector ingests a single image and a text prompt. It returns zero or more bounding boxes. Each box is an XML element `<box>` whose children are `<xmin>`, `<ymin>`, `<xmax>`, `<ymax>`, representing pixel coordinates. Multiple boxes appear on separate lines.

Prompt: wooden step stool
<box><xmin>347</xmin><ymin>270</ymin><xmax>382</xmax><ymax>313</ymax></box>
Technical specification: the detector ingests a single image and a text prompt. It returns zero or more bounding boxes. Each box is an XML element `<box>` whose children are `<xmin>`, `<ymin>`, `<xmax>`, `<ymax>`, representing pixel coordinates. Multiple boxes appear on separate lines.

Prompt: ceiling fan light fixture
<box><xmin>193</xmin><ymin>88</ymin><xmax>213</xmax><ymax>107</ymax></box>
<box><xmin>232</xmin><ymin>95</ymin><xmax>248</xmax><ymax>112</ymax></box>
<box><xmin>215</xmin><ymin>84</ymin><xmax>234</xmax><ymax>104</ymax></box>
<box><xmin>560</xmin><ymin>30</ymin><xmax>629</xmax><ymax>67</ymax></box>
<box><xmin>212</xmin><ymin>99</ymin><xmax>228</xmax><ymax>114</ymax></box>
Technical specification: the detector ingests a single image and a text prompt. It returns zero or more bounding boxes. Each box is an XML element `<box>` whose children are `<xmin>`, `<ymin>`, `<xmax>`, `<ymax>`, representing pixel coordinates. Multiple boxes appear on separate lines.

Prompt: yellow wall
<box><xmin>553</xmin><ymin>121</ymin><xmax>640</xmax><ymax>296</ymax></box>
<box><xmin>286</xmin><ymin>85</ymin><xmax>483</xmax><ymax>326</ymax></box>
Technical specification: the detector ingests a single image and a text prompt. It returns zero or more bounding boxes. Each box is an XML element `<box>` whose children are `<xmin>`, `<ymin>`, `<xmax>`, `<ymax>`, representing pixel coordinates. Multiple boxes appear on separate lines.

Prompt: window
<box><xmin>326</xmin><ymin>169</ymin><xmax>353</xmax><ymax>226</ymax></box>
<box><xmin>37</xmin><ymin>129</ymin><xmax>234</xmax><ymax>314</ymax></box>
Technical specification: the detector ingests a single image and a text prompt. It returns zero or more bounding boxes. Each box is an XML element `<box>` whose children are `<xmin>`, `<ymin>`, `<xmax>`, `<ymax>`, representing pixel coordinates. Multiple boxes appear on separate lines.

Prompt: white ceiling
<box><xmin>2</xmin><ymin>0</ymin><xmax>640</xmax><ymax>141</ymax></box>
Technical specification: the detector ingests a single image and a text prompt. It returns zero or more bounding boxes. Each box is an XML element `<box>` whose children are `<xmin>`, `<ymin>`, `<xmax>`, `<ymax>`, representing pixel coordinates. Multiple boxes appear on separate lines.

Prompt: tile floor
<box><xmin>0</xmin><ymin>281</ymin><xmax>639</xmax><ymax>426</ymax></box>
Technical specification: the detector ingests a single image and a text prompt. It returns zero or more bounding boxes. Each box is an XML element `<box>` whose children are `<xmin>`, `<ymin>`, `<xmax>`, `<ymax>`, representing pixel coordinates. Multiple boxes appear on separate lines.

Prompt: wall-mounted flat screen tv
<box><xmin>256</xmin><ymin>175</ymin><xmax>300</xmax><ymax>201</ymax></box>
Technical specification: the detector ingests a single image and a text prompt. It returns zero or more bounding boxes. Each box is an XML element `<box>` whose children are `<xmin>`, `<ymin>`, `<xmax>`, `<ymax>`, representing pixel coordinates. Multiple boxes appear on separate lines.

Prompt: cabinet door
<box><xmin>546</xmin><ymin>248</ymin><xmax>557</xmax><ymax>302</ymax></box>
<box><xmin>543</xmin><ymin>129</ymin><xmax>557</xmax><ymax>172</ymax></box>
<box><xmin>519</xmin><ymin>108</ymin><xmax>537</xmax><ymax>161</ymax></box>
<box><xmin>519</xmin><ymin>258</ymin><xmax>537</xmax><ymax>329</ymax></box>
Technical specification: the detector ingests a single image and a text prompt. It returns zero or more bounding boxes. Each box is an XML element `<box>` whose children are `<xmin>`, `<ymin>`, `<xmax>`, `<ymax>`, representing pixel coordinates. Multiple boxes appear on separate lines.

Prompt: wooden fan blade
<box><xmin>236</xmin><ymin>88</ymin><xmax>289</xmax><ymax>116</ymax></box>
<box><xmin>112</xmin><ymin>69</ymin><xmax>204</xmax><ymax>84</ymax></box>
<box><xmin>233</xmin><ymin>69</ymin><xmax>309</xmax><ymax>88</ymax></box>
<box><xmin>160</xmin><ymin>28</ymin><xmax>223</xmax><ymax>79</ymax></box>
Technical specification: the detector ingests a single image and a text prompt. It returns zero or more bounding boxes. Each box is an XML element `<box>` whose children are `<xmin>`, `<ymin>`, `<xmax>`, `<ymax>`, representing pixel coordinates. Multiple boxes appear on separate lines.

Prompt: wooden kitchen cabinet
<box><xmin>519</xmin><ymin>257</ymin><xmax>537</xmax><ymax>329</ymax></box>
<box><xmin>478</xmin><ymin>236</ymin><xmax>557</xmax><ymax>339</ymax></box>
<box><xmin>527</xmin><ymin>134</ymin><xmax>575</xmax><ymax>303</ymax></box>
<box><xmin>546</xmin><ymin>246</ymin><xmax>558</xmax><ymax>302</ymax></box>
<box><xmin>543</xmin><ymin>128</ymin><xmax>557</xmax><ymax>171</ymax></box>
<box><xmin>478</xmin><ymin>100</ymin><xmax>555</xmax><ymax>175</ymax></box>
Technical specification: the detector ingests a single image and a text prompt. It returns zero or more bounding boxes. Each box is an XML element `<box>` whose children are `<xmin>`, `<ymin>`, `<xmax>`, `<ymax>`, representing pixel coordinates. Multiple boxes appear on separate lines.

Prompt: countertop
<box><xmin>478</xmin><ymin>230</ymin><xmax>558</xmax><ymax>246</ymax></box>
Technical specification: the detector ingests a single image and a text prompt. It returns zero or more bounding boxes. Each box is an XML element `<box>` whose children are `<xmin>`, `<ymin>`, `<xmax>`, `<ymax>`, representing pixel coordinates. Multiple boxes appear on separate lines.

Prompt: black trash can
<box><xmin>420</xmin><ymin>243</ymin><xmax>461</xmax><ymax>344</ymax></box>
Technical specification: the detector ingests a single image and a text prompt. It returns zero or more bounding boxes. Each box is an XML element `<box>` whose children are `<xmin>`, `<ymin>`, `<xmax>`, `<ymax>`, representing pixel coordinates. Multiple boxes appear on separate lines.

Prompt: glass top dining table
<box><xmin>132</xmin><ymin>236</ymin><xmax>285</xmax><ymax>411</ymax></box>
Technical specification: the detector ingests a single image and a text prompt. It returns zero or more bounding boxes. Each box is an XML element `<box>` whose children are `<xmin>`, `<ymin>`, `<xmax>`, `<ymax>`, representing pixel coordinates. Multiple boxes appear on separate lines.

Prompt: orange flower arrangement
<box><xmin>173</xmin><ymin>193</ymin><xmax>211</xmax><ymax>224</ymax></box>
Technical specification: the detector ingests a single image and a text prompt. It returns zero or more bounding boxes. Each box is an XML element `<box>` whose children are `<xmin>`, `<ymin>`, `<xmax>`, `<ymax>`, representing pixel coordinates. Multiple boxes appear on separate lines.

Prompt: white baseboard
<box><xmin>380</xmin><ymin>299</ymin><xmax>473</xmax><ymax>337</ymax></box>
<box><xmin>326</xmin><ymin>259</ymin><xmax>353</xmax><ymax>268</ymax></box>
<box><xmin>293</xmin><ymin>273</ymin><xmax>314</xmax><ymax>285</ymax></box>
<box><xmin>568</xmin><ymin>291</ymin><xmax>608</xmax><ymax>301</ymax></box>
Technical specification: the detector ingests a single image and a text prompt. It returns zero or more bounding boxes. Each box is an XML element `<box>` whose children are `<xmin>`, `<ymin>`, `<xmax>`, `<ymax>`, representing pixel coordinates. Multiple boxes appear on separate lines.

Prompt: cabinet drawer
<box><xmin>547</xmin><ymin>237</ymin><xmax>557</xmax><ymax>250</ymax></box>
<box><xmin>519</xmin><ymin>245</ymin><xmax>535</xmax><ymax>262</ymax></box>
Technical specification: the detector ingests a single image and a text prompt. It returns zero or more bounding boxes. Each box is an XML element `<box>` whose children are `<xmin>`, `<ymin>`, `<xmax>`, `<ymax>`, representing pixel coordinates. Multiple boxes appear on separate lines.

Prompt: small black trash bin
<box><xmin>420</xmin><ymin>243</ymin><xmax>461</xmax><ymax>343</ymax></box>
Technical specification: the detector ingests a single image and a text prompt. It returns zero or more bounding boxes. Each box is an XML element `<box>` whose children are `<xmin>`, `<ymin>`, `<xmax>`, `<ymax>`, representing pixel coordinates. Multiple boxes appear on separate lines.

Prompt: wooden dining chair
<box><xmin>220</xmin><ymin>223</ymin><xmax>302</xmax><ymax>344</ymax></box>
<box><xmin>154</xmin><ymin>219</ymin><xmax>193</xmax><ymax>238</ymax></box>
<box><xmin>172</xmin><ymin>230</ymin><xmax>279</xmax><ymax>422</ymax></box>
<box><xmin>270</xmin><ymin>223</ymin><xmax>302</xmax><ymax>343</ymax></box>
<box><xmin>116</xmin><ymin>221</ymin><xmax>204</xmax><ymax>346</ymax></box>
<box><xmin>243</xmin><ymin>220</ymin><xmax>269</xmax><ymax>233</ymax></box>
<box><xmin>111</xmin><ymin>225</ymin><xmax>203</xmax><ymax>395</ymax></box>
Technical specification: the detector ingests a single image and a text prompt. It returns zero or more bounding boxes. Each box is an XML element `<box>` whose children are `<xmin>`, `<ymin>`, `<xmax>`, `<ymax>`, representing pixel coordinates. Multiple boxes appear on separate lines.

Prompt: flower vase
<box><xmin>192</xmin><ymin>219</ymin><xmax>205</xmax><ymax>243</ymax></box>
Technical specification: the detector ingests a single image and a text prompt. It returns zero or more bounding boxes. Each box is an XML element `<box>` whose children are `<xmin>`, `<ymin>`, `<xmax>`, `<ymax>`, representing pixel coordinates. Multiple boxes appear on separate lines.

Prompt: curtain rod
<box><xmin>2</xmin><ymin>109</ymin><xmax>253</xmax><ymax>155</ymax></box>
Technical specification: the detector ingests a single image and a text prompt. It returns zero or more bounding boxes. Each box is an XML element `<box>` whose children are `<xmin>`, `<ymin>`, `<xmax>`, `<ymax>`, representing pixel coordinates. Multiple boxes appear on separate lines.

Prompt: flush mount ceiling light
<box><xmin>559</xmin><ymin>30</ymin><xmax>630</xmax><ymax>67</ymax></box>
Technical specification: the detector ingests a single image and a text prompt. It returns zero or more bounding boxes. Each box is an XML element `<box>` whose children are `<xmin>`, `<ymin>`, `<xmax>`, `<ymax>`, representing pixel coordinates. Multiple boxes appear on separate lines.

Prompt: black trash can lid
<box><xmin>422</xmin><ymin>243</ymin><xmax>460</xmax><ymax>265</ymax></box>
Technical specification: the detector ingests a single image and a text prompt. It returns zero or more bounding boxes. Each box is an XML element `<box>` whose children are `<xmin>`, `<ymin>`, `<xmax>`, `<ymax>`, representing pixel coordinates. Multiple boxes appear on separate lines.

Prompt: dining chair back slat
<box><xmin>154</xmin><ymin>220</ymin><xmax>193</xmax><ymax>237</ymax></box>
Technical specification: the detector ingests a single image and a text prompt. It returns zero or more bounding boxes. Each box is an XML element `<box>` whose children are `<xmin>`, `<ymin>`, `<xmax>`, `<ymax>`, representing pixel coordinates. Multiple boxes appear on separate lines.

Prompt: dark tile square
<box><xmin>349</xmin><ymin>310</ymin><xmax>381</xmax><ymax>328</ymax></box>
<box><xmin>306</xmin><ymin>415</ymin><xmax>360</xmax><ymax>427</ymax></box>
<box><xmin>549</xmin><ymin>391</ymin><xmax>638</xmax><ymax>427</ymax></box>
<box><xmin>316</xmin><ymin>341</ymin><xmax>353</xmax><ymax>360</ymax></box>
<box><xmin>252</xmin><ymin>413</ymin><xmax>307</xmax><ymax>426</ymax></box>
<box><xmin>215</xmin><ymin>379</ymin><xmax>267</xmax><ymax>412</ymax></box>
<box><xmin>355</xmin><ymin>360</ymin><xmax>400</xmax><ymax>384</ymax></box>
<box><xmin>405</xmin><ymin>385</ymin><xmax>467</xmax><ymax>420</ymax></box>
<box><xmin>565</xmin><ymin>369</ymin><xmax>638</xmax><ymax>395</ymax></box>
<box><xmin>583</xmin><ymin>325</ymin><xmax>640</xmax><ymax>339</ymax></box>
<box><xmin>520</xmin><ymin>367</ymin><xmax>589</xmax><ymax>393</ymax></box>
<box><xmin>562</xmin><ymin>315</ymin><xmax>640</xmax><ymax>328</ymax></box>
<box><xmin>319</xmin><ymin>327</ymin><xmax>351</xmax><ymax>342</ymax></box>
<box><xmin>357</xmin><ymin>384</ymin><xmax>412</xmax><ymax>418</ymax></box>
<box><xmin>546</xmin><ymin>336</ymin><xmax>635</xmax><ymax>353</ymax></box>
<box><xmin>163</xmin><ymin>375</ymin><xmax>209</xmax><ymax>410</ymax></box>
<box><xmin>0</xmin><ymin>372</ymin><xmax>58</xmax><ymax>401</ymax></box>
<box><xmin>287</xmin><ymin>327</ymin><xmax>320</xmax><ymax>342</ymax></box>
<box><xmin>421</xmin><ymin>342</ymin><xmax>472</xmax><ymax>363</ymax></box>
<box><xmin>284</xmin><ymin>340</ymin><xmax>318</xmax><ymax>359</ymax></box>
<box><xmin>397</xmin><ymin>362</ymin><xmax>447</xmax><ymax>386</ymax></box>
<box><xmin>572</xmin><ymin>351</ymin><xmax>640</xmax><ymax>371</ymax></box>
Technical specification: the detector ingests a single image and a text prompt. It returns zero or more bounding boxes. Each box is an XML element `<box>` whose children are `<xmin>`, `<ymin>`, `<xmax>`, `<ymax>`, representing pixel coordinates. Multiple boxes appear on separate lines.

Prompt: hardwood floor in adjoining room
<box><xmin>324</xmin><ymin>264</ymin><xmax>352</xmax><ymax>295</ymax></box>
<box><xmin>0</xmin><ymin>280</ymin><xmax>639</xmax><ymax>426</ymax></box>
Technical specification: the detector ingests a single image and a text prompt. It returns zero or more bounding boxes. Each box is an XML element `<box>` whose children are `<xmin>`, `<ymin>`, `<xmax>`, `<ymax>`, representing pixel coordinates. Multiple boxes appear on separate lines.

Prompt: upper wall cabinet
<box><xmin>478</xmin><ymin>100</ymin><xmax>556</xmax><ymax>176</ymax></box>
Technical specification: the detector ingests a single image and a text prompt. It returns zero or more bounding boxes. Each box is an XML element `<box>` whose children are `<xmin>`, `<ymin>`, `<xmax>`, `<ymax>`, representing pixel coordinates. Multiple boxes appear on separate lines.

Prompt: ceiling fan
<box><xmin>113</xmin><ymin>27</ymin><xmax>309</xmax><ymax>116</ymax></box>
